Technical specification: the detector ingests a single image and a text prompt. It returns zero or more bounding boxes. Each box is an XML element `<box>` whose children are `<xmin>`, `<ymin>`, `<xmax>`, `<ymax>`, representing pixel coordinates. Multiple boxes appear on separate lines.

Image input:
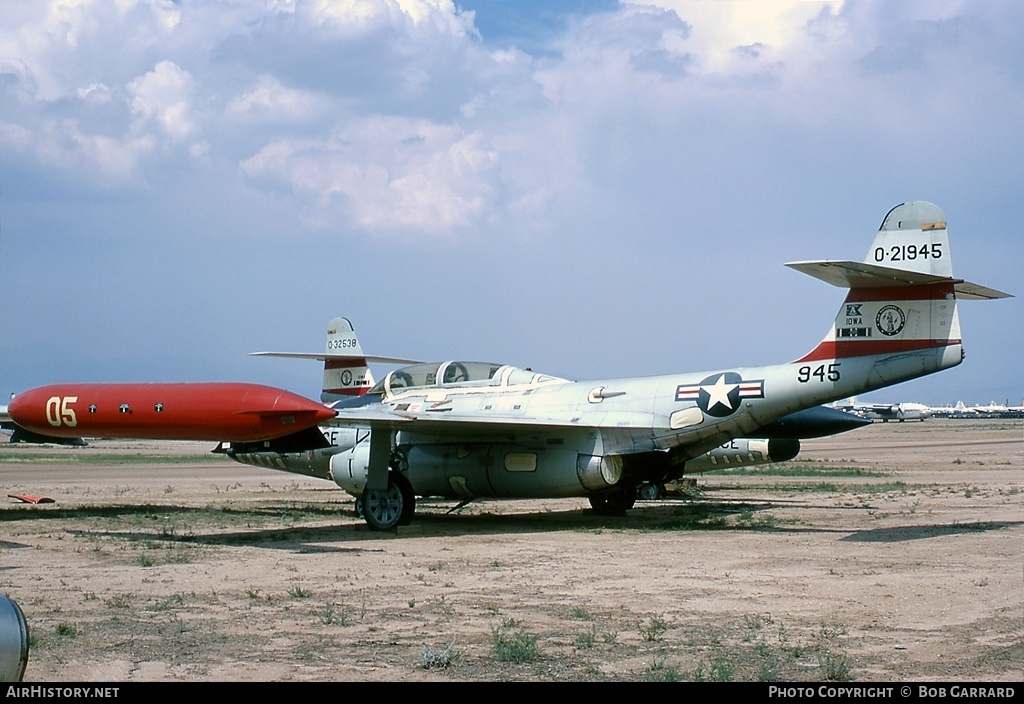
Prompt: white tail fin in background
<box><xmin>321</xmin><ymin>317</ymin><xmax>375</xmax><ymax>399</ymax></box>
<box><xmin>252</xmin><ymin>317</ymin><xmax>420</xmax><ymax>403</ymax></box>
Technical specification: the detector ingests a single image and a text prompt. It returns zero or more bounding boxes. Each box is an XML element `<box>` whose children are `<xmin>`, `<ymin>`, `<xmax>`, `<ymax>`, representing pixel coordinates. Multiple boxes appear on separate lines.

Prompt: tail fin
<box><xmin>251</xmin><ymin>317</ymin><xmax>420</xmax><ymax>403</ymax></box>
<box><xmin>321</xmin><ymin>317</ymin><xmax>376</xmax><ymax>400</ymax></box>
<box><xmin>787</xmin><ymin>202</ymin><xmax>1010</xmax><ymax>390</ymax></box>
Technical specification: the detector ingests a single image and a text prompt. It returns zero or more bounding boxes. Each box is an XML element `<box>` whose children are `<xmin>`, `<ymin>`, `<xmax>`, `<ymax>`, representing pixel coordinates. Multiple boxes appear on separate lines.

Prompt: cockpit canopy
<box><xmin>370</xmin><ymin>361</ymin><xmax>566</xmax><ymax>397</ymax></box>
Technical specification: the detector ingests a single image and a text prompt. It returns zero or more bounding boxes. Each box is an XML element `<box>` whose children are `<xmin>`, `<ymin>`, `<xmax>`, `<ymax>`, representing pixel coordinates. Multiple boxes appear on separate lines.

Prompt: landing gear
<box><xmin>359</xmin><ymin>472</ymin><xmax>415</xmax><ymax>530</ymax></box>
<box><xmin>588</xmin><ymin>487</ymin><xmax>637</xmax><ymax>516</ymax></box>
<box><xmin>636</xmin><ymin>481</ymin><xmax>664</xmax><ymax>501</ymax></box>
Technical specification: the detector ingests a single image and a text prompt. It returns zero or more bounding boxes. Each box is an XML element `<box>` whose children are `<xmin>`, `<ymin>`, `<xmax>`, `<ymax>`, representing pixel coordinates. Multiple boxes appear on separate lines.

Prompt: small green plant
<box><xmin>644</xmin><ymin>657</ymin><xmax>682</xmax><ymax>682</ymax></box>
<box><xmin>155</xmin><ymin>593</ymin><xmax>185</xmax><ymax>610</ymax></box>
<box><xmin>639</xmin><ymin>615</ymin><xmax>669</xmax><ymax>642</ymax></box>
<box><xmin>818</xmin><ymin>649</ymin><xmax>853</xmax><ymax>681</ymax></box>
<box><xmin>420</xmin><ymin>642</ymin><xmax>462</xmax><ymax>670</ymax></box>
<box><xmin>318</xmin><ymin>604</ymin><xmax>337</xmax><ymax>625</ymax></box>
<box><xmin>570</xmin><ymin>605</ymin><xmax>594</xmax><ymax>620</ymax></box>
<box><xmin>491</xmin><ymin>624</ymin><xmax>542</xmax><ymax>663</ymax></box>
<box><xmin>816</xmin><ymin>621</ymin><xmax>853</xmax><ymax>681</ymax></box>
<box><xmin>105</xmin><ymin>594</ymin><xmax>131</xmax><ymax>609</ymax></box>
<box><xmin>692</xmin><ymin>655</ymin><xmax>734</xmax><ymax>682</ymax></box>
<box><xmin>573</xmin><ymin>627</ymin><xmax>597</xmax><ymax>649</ymax></box>
<box><xmin>288</xmin><ymin>585</ymin><xmax>312</xmax><ymax>599</ymax></box>
<box><xmin>54</xmin><ymin>622</ymin><xmax>79</xmax><ymax>637</ymax></box>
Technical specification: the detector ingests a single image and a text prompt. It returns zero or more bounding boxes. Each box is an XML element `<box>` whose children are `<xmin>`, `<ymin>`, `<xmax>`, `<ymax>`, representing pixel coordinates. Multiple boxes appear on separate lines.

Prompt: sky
<box><xmin>1</xmin><ymin>0</ymin><xmax>1021</xmax><ymax>408</ymax></box>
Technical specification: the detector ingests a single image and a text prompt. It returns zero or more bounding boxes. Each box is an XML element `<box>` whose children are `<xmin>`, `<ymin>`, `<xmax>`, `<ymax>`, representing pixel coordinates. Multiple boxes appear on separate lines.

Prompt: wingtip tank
<box><xmin>7</xmin><ymin>382</ymin><xmax>334</xmax><ymax>443</ymax></box>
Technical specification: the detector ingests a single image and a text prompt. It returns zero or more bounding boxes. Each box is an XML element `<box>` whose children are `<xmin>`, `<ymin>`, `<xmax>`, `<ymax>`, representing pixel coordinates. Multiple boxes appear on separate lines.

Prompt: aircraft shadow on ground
<box><xmin>840</xmin><ymin>521</ymin><xmax>1022</xmax><ymax>542</ymax></box>
<box><xmin>24</xmin><ymin>495</ymin><xmax>847</xmax><ymax>549</ymax></box>
<box><xmin>10</xmin><ymin>496</ymin><xmax>1006</xmax><ymax>549</ymax></box>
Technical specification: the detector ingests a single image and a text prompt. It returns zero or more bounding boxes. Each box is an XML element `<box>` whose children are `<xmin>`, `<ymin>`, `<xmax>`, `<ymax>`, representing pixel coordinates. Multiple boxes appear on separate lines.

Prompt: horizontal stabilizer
<box><xmin>786</xmin><ymin>260</ymin><xmax>1012</xmax><ymax>300</ymax></box>
<box><xmin>251</xmin><ymin>352</ymin><xmax>422</xmax><ymax>364</ymax></box>
<box><xmin>950</xmin><ymin>281</ymin><xmax>1014</xmax><ymax>301</ymax></box>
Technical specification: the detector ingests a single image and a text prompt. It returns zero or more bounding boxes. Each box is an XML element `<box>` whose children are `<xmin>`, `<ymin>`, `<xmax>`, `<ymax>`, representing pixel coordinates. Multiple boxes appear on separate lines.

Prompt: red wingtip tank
<box><xmin>7</xmin><ymin>382</ymin><xmax>336</xmax><ymax>443</ymax></box>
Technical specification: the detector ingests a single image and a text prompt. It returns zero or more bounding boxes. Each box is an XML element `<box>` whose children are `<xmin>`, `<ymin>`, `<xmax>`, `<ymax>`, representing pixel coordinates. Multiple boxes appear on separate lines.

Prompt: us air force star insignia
<box><xmin>675</xmin><ymin>372</ymin><xmax>765</xmax><ymax>418</ymax></box>
<box><xmin>704</xmin><ymin>374</ymin><xmax>737</xmax><ymax>412</ymax></box>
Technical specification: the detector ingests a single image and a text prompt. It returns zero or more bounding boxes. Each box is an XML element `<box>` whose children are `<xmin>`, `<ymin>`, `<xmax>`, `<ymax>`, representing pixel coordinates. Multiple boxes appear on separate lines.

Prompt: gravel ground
<box><xmin>1</xmin><ymin>418</ymin><xmax>1021</xmax><ymax>682</ymax></box>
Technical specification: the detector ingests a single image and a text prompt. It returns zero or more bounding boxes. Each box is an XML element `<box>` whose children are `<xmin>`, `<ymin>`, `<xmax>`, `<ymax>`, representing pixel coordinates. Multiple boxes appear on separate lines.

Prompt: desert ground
<box><xmin>1</xmin><ymin>418</ymin><xmax>1021</xmax><ymax>683</ymax></box>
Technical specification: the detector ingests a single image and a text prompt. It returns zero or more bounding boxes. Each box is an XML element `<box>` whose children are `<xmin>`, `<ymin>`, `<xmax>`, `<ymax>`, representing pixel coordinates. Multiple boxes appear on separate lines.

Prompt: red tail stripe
<box><xmin>844</xmin><ymin>283</ymin><xmax>955</xmax><ymax>303</ymax></box>
<box><xmin>797</xmin><ymin>339</ymin><xmax>960</xmax><ymax>363</ymax></box>
<box><xmin>325</xmin><ymin>359</ymin><xmax>368</xmax><ymax>370</ymax></box>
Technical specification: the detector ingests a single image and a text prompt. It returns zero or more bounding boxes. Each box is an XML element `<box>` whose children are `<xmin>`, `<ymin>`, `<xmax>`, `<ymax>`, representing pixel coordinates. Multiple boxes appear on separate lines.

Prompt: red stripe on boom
<box><xmin>845</xmin><ymin>283</ymin><xmax>955</xmax><ymax>303</ymax></box>
<box><xmin>797</xmin><ymin>339</ymin><xmax>960</xmax><ymax>363</ymax></box>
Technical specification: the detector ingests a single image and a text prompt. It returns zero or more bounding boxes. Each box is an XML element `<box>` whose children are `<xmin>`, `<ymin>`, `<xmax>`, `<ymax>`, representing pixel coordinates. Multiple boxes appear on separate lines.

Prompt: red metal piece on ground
<box><xmin>7</xmin><ymin>494</ymin><xmax>55</xmax><ymax>504</ymax></box>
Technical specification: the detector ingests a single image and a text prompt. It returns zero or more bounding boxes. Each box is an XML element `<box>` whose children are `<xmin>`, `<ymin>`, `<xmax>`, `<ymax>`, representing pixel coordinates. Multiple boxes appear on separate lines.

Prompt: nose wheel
<box><xmin>359</xmin><ymin>472</ymin><xmax>415</xmax><ymax>530</ymax></box>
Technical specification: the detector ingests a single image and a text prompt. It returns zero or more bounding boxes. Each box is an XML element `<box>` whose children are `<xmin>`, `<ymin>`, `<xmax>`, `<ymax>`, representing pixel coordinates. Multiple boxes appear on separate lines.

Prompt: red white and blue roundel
<box><xmin>675</xmin><ymin>372</ymin><xmax>765</xmax><ymax>418</ymax></box>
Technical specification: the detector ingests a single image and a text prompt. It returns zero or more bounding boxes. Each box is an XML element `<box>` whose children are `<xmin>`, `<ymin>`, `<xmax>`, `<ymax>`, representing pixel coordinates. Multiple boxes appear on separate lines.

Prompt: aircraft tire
<box><xmin>636</xmin><ymin>482</ymin><xmax>664</xmax><ymax>501</ymax></box>
<box><xmin>588</xmin><ymin>488</ymin><xmax>637</xmax><ymax>516</ymax></box>
<box><xmin>394</xmin><ymin>472</ymin><xmax>416</xmax><ymax>526</ymax></box>
<box><xmin>360</xmin><ymin>472</ymin><xmax>415</xmax><ymax>530</ymax></box>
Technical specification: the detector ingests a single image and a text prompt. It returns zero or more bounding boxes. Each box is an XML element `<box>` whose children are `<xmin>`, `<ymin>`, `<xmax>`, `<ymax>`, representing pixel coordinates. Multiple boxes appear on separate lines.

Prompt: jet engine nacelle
<box><xmin>328</xmin><ymin>440</ymin><xmax>371</xmax><ymax>495</ymax></box>
<box><xmin>683</xmin><ymin>438</ymin><xmax>799</xmax><ymax>473</ymax></box>
<box><xmin>229</xmin><ymin>427</ymin><xmax>365</xmax><ymax>481</ymax></box>
<box><xmin>404</xmin><ymin>445</ymin><xmax>615</xmax><ymax>499</ymax></box>
<box><xmin>234</xmin><ymin>434</ymin><xmax>798</xmax><ymax>500</ymax></box>
<box><xmin>327</xmin><ymin>441</ymin><xmax>624</xmax><ymax>499</ymax></box>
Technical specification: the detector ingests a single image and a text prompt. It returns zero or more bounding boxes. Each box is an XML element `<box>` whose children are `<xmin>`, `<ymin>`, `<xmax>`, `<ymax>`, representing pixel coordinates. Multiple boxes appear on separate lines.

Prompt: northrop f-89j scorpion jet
<box><xmin>6</xmin><ymin>202</ymin><xmax>1010</xmax><ymax>530</ymax></box>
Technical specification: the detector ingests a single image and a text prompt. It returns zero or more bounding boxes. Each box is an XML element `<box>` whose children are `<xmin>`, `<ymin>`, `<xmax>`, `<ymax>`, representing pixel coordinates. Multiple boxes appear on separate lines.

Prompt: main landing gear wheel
<box><xmin>588</xmin><ymin>488</ymin><xmax>637</xmax><ymax>516</ymax></box>
<box><xmin>636</xmin><ymin>482</ymin><xmax>664</xmax><ymax>501</ymax></box>
<box><xmin>360</xmin><ymin>472</ymin><xmax>415</xmax><ymax>531</ymax></box>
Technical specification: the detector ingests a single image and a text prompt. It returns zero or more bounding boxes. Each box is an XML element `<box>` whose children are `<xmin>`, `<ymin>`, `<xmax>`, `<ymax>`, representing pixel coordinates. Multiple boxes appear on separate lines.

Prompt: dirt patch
<box><xmin>1</xmin><ymin>419</ymin><xmax>1021</xmax><ymax>682</ymax></box>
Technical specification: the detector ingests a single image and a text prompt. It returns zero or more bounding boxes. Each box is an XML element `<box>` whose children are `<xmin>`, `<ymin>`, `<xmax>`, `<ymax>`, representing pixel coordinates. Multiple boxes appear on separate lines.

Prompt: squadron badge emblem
<box><xmin>875</xmin><ymin>305</ymin><xmax>906</xmax><ymax>336</ymax></box>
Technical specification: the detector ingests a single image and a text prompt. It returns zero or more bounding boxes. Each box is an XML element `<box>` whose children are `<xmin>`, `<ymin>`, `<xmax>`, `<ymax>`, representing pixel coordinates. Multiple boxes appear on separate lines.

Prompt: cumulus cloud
<box><xmin>240</xmin><ymin>118</ymin><xmax>499</xmax><ymax>233</ymax></box>
<box><xmin>0</xmin><ymin>0</ymin><xmax>1021</xmax><ymax>238</ymax></box>
<box><xmin>0</xmin><ymin>0</ymin><xmax>1020</xmax><ymax>405</ymax></box>
<box><xmin>128</xmin><ymin>60</ymin><xmax>197</xmax><ymax>142</ymax></box>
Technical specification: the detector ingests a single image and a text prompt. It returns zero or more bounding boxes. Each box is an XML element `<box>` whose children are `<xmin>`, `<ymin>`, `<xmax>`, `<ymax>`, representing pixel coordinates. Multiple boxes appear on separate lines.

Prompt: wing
<box><xmin>328</xmin><ymin>401</ymin><xmax>655</xmax><ymax>433</ymax></box>
<box><xmin>326</xmin><ymin>399</ymin><xmax>755</xmax><ymax>462</ymax></box>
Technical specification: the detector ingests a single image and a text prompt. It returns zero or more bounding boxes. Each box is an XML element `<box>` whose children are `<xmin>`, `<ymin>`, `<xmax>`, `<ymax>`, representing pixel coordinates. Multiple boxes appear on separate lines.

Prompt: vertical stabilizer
<box><xmin>785</xmin><ymin>202</ymin><xmax>1009</xmax><ymax>396</ymax></box>
<box><xmin>869</xmin><ymin>201</ymin><xmax>952</xmax><ymax>277</ymax></box>
<box><xmin>252</xmin><ymin>318</ymin><xmax>419</xmax><ymax>403</ymax></box>
<box><xmin>321</xmin><ymin>317</ymin><xmax>375</xmax><ymax>400</ymax></box>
